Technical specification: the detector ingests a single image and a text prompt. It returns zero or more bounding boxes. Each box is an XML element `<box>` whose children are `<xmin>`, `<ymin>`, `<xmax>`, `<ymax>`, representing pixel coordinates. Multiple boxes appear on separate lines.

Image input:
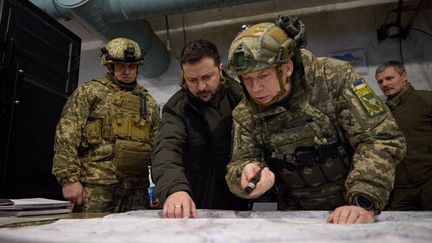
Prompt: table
<box><xmin>0</xmin><ymin>210</ymin><xmax>431</xmax><ymax>242</ymax></box>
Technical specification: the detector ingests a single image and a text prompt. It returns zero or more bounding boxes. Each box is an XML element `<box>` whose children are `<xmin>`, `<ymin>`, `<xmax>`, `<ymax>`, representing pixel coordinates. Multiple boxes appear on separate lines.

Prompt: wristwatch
<box><xmin>351</xmin><ymin>194</ymin><xmax>374</xmax><ymax>211</ymax></box>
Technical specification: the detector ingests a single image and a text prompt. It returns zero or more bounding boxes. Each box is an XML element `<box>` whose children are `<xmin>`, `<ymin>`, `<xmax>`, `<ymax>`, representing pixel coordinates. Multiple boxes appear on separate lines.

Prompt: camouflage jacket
<box><xmin>226</xmin><ymin>49</ymin><xmax>406</xmax><ymax>213</ymax></box>
<box><xmin>52</xmin><ymin>74</ymin><xmax>160</xmax><ymax>186</ymax></box>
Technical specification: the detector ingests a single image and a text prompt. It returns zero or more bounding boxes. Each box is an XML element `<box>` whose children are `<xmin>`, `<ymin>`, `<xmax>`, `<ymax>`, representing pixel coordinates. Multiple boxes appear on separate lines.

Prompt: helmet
<box><xmin>101</xmin><ymin>38</ymin><xmax>144</xmax><ymax>66</ymax></box>
<box><xmin>228</xmin><ymin>17</ymin><xmax>306</xmax><ymax>106</ymax></box>
<box><xmin>228</xmin><ymin>22</ymin><xmax>294</xmax><ymax>75</ymax></box>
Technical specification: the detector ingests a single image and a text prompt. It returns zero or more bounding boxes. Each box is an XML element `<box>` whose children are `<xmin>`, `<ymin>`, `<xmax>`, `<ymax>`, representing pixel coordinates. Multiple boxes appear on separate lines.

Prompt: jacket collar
<box><xmin>105</xmin><ymin>73</ymin><xmax>139</xmax><ymax>91</ymax></box>
<box><xmin>386</xmin><ymin>82</ymin><xmax>414</xmax><ymax>110</ymax></box>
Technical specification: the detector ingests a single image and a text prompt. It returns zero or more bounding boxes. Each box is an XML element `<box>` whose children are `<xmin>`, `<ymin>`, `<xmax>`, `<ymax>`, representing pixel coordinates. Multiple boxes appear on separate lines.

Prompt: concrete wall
<box><xmin>76</xmin><ymin>2</ymin><xmax>432</xmax><ymax>104</ymax></box>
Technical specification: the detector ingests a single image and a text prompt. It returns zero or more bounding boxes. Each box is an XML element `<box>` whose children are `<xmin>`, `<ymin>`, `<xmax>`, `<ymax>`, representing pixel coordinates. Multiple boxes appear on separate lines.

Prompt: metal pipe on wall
<box><xmin>31</xmin><ymin>0</ymin><xmax>170</xmax><ymax>78</ymax></box>
<box><xmin>29</xmin><ymin>0</ymin><xmax>267</xmax><ymax>78</ymax></box>
<box><xmin>102</xmin><ymin>0</ymin><xmax>267</xmax><ymax>21</ymax></box>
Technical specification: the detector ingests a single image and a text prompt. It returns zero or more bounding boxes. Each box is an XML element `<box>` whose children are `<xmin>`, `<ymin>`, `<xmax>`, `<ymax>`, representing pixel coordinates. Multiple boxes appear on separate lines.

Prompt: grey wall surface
<box><xmin>74</xmin><ymin>2</ymin><xmax>432</xmax><ymax>104</ymax></box>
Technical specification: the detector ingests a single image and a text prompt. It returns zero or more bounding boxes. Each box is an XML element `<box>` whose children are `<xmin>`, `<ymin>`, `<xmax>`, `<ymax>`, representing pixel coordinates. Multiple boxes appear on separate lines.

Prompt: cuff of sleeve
<box><xmin>159</xmin><ymin>184</ymin><xmax>191</xmax><ymax>204</ymax></box>
<box><xmin>58</xmin><ymin>177</ymin><xmax>80</xmax><ymax>186</ymax></box>
<box><xmin>348</xmin><ymin>185</ymin><xmax>384</xmax><ymax>215</ymax></box>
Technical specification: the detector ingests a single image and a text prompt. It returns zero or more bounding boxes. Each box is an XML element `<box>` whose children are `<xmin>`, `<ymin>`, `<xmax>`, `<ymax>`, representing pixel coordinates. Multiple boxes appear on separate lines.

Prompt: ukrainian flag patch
<box><xmin>351</xmin><ymin>79</ymin><xmax>384</xmax><ymax>117</ymax></box>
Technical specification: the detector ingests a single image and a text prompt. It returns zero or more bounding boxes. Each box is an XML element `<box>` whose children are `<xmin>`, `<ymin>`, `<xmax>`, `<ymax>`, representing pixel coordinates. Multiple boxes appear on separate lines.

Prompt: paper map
<box><xmin>0</xmin><ymin>210</ymin><xmax>431</xmax><ymax>242</ymax></box>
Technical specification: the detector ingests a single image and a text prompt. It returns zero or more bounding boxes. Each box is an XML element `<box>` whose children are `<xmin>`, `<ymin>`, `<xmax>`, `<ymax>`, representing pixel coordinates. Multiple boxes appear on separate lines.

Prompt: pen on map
<box><xmin>244</xmin><ymin>167</ymin><xmax>264</xmax><ymax>194</ymax></box>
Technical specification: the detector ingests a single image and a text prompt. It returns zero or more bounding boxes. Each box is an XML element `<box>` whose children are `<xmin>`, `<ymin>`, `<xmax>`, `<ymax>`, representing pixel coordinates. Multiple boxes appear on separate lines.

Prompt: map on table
<box><xmin>1</xmin><ymin>210</ymin><xmax>431</xmax><ymax>242</ymax></box>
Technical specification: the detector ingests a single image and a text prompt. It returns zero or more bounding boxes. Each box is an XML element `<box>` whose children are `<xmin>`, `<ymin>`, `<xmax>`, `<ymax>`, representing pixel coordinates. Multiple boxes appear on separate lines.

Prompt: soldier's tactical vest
<box><xmin>256</xmin><ymin>99</ymin><xmax>350</xmax><ymax>209</ymax></box>
<box><xmin>83</xmin><ymin>77</ymin><xmax>152</xmax><ymax>177</ymax></box>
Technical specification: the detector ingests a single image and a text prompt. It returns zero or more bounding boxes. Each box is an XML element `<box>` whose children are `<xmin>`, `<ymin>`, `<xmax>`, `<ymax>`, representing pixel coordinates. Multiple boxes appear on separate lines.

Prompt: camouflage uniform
<box><xmin>52</xmin><ymin>38</ymin><xmax>160</xmax><ymax>212</ymax></box>
<box><xmin>225</xmin><ymin>21</ymin><xmax>406</xmax><ymax>213</ymax></box>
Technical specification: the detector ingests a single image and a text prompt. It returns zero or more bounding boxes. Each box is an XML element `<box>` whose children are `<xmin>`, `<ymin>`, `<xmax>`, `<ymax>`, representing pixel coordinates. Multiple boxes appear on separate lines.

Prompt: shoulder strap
<box><xmin>132</xmin><ymin>85</ymin><xmax>148</xmax><ymax>96</ymax></box>
<box><xmin>92</xmin><ymin>76</ymin><xmax>121</xmax><ymax>92</ymax></box>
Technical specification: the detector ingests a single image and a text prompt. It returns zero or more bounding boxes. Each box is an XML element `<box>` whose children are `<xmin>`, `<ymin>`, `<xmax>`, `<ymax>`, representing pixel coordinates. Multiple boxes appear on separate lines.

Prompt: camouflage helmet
<box><xmin>101</xmin><ymin>38</ymin><xmax>144</xmax><ymax>66</ymax></box>
<box><xmin>228</xmin><ymin>22</ymin><xmax>295</xmax><ymax>75</ymax></box>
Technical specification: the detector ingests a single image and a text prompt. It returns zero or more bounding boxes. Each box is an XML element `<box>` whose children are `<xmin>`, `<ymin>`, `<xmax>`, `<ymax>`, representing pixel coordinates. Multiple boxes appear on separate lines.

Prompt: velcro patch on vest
<box><xmin>351</xmin><ymin>80</ymin><xmax>384</xmax><ymax>117</ymax></box>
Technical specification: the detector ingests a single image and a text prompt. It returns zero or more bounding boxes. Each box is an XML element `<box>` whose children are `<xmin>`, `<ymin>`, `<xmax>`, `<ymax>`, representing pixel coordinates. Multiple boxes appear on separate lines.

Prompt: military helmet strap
<box><xmin>110</xmin><ymin>73</ymin><xmax>132</xmax><ymax>89</ymax></box>
<box><xmin>257</xmin><ymin>65</ymin><xmax>289</xmax><ymax>107</ymax></box>
<box><xmin>276</xmin><ymin>65</ymin><xmax>289</xmax><ymax>99</ymax></box>
<box><xmin>93</xmin><ymin>75</ymin><xmax>121</xmax><ymax>92</ymax></box>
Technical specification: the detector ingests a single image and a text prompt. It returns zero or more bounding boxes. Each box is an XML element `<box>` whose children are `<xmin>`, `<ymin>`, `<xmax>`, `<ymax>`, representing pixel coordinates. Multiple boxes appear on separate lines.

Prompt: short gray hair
<box><xmin>375</xmin><ymin>60</ymin><xmax>406</xmax><ymax>77</ymax></box>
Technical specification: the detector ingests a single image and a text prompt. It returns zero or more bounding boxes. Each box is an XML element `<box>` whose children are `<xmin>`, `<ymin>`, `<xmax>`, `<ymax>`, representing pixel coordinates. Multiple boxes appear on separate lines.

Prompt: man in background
<box><xmin>376</xmin><ymin>60</ymin><xmax>432</xmax><ymax>210</ymax></box>
<box><xmin>152</xmin><ymin>39</ymin><xmax>248</xmax><ymax>218</ymax></box>
<box><xmin>53</xmin><ymin>38</ymin><xmax>160</xmax><ymax>212</ymax></box>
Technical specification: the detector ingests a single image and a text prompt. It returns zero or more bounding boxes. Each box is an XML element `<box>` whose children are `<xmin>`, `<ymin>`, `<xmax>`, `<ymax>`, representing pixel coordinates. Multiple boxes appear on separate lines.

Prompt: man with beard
<box><xmin>152</xmin><ymin>39</ymin><xmax>248</xmax><ymax>218</ymax></box>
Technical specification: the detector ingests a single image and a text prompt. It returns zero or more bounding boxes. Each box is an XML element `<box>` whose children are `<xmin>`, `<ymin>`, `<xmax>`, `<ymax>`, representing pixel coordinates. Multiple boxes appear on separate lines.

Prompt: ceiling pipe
<box><xmin>102</xmin><ymin>0</ymin><xmax>267</xmax><ymax>22</ymax></box>
<box><xmin>30</xmin><ymin>0</ymin><xmax>267</xmax><ymax>78</ymax></box>
<box><xmin>154</xmin><ymin>0</ymin><xmax>400</xmax><ymax>35</ymax></box>
<box><xmin>30</xmin><ymin>0</ymin><xmax>73</xmax><ymax>20</ymax></box>
<box><xmin>30</xmin><ymin>0</ymin><xmax>170</xmax><ymax>78</ymax></box>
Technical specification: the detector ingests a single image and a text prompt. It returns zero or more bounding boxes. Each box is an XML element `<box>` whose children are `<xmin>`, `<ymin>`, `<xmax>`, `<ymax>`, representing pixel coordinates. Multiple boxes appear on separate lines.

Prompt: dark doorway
<box><xmin>0</xmin><ymin>0</ymin><xmax>81</xmax><ymax>199</ymax></box>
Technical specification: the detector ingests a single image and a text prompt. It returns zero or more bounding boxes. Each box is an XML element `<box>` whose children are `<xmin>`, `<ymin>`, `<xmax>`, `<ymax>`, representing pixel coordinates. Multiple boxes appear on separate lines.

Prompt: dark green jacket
<box><xmin>386</xmin><ymin>83</ymin><xmax>432</xmax><ymax>187</ymax></box>
<box><xmin>152</xmin><ymin>72</ymin><xmax>247</xmax><ymax>209</ymax></box>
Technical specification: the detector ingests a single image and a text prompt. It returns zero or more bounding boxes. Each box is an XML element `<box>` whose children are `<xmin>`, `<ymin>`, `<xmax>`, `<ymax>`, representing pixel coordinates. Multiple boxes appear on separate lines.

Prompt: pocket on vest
<box><xmin>114</xmin><ymin>139</ymin><xmax>151</xmax><ymax>176</ymax></box>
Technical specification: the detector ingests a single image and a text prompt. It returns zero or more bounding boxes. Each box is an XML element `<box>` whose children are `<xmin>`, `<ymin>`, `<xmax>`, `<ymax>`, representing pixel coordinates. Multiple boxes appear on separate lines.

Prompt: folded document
<box><xmin>0</xmin><ymin>198</ymin><xmax>72</xmax><ymax>216</ymax></box>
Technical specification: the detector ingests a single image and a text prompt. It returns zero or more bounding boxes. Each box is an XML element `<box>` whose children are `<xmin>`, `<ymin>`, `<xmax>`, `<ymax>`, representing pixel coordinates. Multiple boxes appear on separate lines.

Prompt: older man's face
<box><xmin>376</xmin><ymin>67</ymin><xmax>407</xmax><ymax>97</ymax></box>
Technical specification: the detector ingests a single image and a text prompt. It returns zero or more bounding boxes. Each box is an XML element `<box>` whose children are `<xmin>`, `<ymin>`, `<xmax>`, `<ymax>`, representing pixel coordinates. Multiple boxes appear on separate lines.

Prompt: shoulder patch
<box><xmin>350</xmin><ymin>80</ymin><xmax>384</xmax><ymax>117</ymax></box>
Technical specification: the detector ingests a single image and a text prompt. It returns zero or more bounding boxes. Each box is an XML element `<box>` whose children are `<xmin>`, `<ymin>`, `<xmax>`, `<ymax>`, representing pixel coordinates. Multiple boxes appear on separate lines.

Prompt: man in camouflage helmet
<box><xmin>52</xmin><ymin>37</ymin><xmax>160</xmax><ymax>212</ymax></box>
<box><xmin>225</xmin><ymin>16</ymin><xmax>406</xmax><ymax>224</ymax></box>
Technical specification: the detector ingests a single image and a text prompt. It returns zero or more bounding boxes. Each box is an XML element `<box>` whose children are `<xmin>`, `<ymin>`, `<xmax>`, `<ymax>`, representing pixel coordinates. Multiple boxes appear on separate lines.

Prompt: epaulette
<box><xmin>132</xmin><ymin>85</ymin><xmax>148</xmax><ymax>96</ymax></box>
<box><xmin>92</xmin><ymin>76</ymin><xmax>120</xmax><ymax>91</ymax></box>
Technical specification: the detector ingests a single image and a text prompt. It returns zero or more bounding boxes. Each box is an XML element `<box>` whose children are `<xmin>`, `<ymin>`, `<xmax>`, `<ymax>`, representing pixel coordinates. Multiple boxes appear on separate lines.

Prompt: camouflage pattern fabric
<box><xmin>52</xmin><ymin>74</ymin><xmax>160</xmax><ymax>212</ymax></box>
<box><xmin>82</xmin><ymin>183</ymin><xmax>148</xmax><ymax>212</ymax></box>
<box><xmin>226</xmin><ymin>49</ymin><xmax>406</xmax><ymax>213</ymax></box>
<box><xmin>228</xmin><ymin>22</ymin><xmax>294</xmax><ymax>75</ymax></box>
<box><xmin>101</xmin><ymin>38</ymin><xmax>144</xmax><ymax>66</ymax></box>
